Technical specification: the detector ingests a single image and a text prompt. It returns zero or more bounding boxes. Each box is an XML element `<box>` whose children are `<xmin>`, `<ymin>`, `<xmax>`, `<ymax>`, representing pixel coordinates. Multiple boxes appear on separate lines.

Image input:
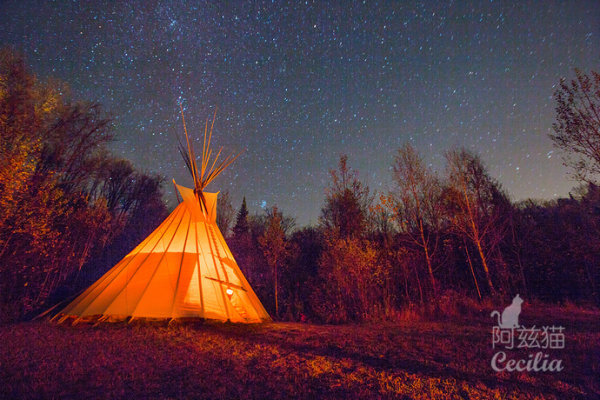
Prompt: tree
<box><xmin>232</xmin><ymin>196</ymin><xmax>249</xmax><ymax>239</ymax></box>
<box><xmin>311</xmin><ymin>237</ymin><xmax>380</xmax><ymax>323</ymax></box>
<box><xmin>551</xmin><ymin>69</ymin><xmax>600</xmax><ymax>183</ymax></box>
<box><xmin>320</xmin><ymin>155</ymin><xmax>371</xmax><ymax>239</ymax></box>
<box><xmin>512</xmin><ymin>186</ymin><xmax>600</xmax><ymax>305</ymax></box>
<box><xmin>258</xmin><ymin>206</ymin><xmax>292</xmax><ymax>318</ymax></box>
<box><xmin>216</xmin><ymin>190</ymin><xmax>234</xmax><ymax>237</ymax></box>
<box><xmin>387</xmin><ymin>143</ymin><xmax>442</xmax><ymax>294</ymax></box>
<box><xmin>368</xmin><ymin>199</ymin><xmax>401</xmax><ymax>312</ymax></box>
<box><xmin>444</xmin><ymin>148</ymin><xmax>511</xmax><ymax>296</ymax></box>
<box><xmin>288</xmin><ymin>227</ymin><xmax>322</xmax><ymax>319</ymax></box>
<box><xmin>312</xmin><ymin>155</ymin><xmax>387</xmax><ymax>322</ymax></box>
<box><xmin>229</xmin><ymin>197</ymin><xmax>262</xmax><ymax>290</ymax></box>
<box><xmin>85</xmin><ymin>164</ymin><xmax>167</xmax><ymax>288</ymax></box>
<box><xmin>0</xmin><ymin>49</ymin><xmax>167</xmax><ymax>321</ymax></box>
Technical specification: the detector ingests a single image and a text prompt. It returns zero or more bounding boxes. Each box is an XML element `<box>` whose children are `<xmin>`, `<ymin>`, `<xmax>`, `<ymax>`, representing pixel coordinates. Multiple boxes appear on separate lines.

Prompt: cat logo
<box><xmin>490</xmin><ymin>295</ymin><xmax>565</xmax><ymax>372</ymax></box>
<box><xmin>490</xmin><ymin>294</ymin><xmax>523</xmax><ymax>329</ymax></box>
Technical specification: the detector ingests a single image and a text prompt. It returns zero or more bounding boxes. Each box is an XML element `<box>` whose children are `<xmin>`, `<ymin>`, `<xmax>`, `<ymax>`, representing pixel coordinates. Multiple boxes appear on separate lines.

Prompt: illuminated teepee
<box><xmin>54</xmin><ymin>108</ymin><xmax>270</xmax><ymax>323</ymax></box>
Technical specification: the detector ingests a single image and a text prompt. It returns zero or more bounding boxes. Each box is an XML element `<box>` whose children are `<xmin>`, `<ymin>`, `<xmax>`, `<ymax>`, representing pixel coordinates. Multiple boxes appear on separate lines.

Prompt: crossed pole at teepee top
<box><xmin>177</xmin><ymin>104</ymin><xmax>243</xmax><ymax>216</ymax></box>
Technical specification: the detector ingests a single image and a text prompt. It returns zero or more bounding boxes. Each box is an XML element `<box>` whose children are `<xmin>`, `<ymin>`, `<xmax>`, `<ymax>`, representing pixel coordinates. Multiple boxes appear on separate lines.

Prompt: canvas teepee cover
<box><xmin>56</xmin><ymin>182</ymin><xmax>270</xmax><ymax>323</ymax></box>
<box><xmin>56</xmin><ymin>108</ymin><xmax>270</xmax><ymax>323</ymax></box>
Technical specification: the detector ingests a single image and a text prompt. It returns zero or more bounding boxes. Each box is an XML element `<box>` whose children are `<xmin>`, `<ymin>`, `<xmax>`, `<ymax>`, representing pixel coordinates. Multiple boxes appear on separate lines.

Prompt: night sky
<box><xmin>2</xmin><ymin>1</ymin><xmax>599</xmax><ymax>225</ymax></box>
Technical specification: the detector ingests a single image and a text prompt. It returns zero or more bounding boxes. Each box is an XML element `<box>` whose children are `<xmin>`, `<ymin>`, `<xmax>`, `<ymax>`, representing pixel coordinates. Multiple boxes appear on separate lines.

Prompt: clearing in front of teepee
<box><xmin>1</xmin><ymin>308</ymin><xmax>598</xmax><ymax>400</ymax></box>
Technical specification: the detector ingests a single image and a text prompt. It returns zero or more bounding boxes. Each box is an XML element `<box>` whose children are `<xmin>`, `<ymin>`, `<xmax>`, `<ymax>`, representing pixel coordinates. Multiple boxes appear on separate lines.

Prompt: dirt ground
<box><xmin>0</xmin><ymin>306</ymin><xmax>598</xmax><ymax>399</ymax></box>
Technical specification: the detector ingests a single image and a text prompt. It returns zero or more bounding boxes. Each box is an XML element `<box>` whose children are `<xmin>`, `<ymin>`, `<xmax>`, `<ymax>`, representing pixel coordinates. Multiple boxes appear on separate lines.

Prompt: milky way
<box><xmin>1</xmin><ymin>1</ymin><xmax>599</xmax><ymax>224</ymax></box>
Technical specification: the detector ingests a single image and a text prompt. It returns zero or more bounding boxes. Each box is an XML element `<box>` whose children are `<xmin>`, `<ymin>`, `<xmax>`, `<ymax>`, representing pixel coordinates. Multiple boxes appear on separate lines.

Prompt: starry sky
<box><xmin>1</xmin><ymin>1</ymin><xmax>599</xmax><ymax>225</ymax></box>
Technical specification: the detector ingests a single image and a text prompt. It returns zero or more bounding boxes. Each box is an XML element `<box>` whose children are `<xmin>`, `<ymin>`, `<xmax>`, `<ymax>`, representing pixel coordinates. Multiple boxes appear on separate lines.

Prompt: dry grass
<box><xmin>0</xmin><ymin>307</ymin><xmax>598</xmax><ymax>399</ymax></box>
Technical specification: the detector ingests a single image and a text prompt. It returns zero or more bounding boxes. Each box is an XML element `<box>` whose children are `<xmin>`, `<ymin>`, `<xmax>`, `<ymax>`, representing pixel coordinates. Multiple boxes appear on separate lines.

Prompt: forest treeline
<box><xmin>0</xmin><ymin>50</ymin><xmax>167</xmax><ymax>322</ymax></box>
<box><xmin>225</xmin><ymin>69</ymin><xmax>600</xmax><ymax>322</ymax></box>
<box><xmin>0</xmin><ymin>50</ymin><xmax>598</xmax><ymax>323</ymax></box>
<box><xmin>227</xmin><ymin>153</ymin><xmax>599</xmax><ymax>323</ymax></box>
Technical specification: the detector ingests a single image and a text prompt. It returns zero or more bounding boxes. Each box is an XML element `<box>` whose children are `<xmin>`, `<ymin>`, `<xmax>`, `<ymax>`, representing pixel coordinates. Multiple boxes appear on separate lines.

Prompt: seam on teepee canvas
<box><xmin>169</xmin><ymin>211</ymin><xmax>193</xmax><ymax>318</ymax></box>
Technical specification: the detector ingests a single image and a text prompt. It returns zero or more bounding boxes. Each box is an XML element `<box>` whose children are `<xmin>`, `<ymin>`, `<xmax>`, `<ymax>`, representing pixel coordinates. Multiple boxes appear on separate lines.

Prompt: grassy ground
<box><xmin>0</xmin><ymin>306</ymin><xmax>598</xmax><ymax>399</ymax></box>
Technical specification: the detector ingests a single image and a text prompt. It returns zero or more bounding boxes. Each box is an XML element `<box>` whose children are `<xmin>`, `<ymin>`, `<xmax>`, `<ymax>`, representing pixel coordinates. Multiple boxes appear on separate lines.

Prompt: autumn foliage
<box><xmin>231</xmin><ymin>150</ymin><xmax>599</xmax><ymax>323</ymax></box>
<box><xmin>0</xmin><ymin>50</ymin><xmax>166</xmax><ymax>322</ymax></box>
<box><xmin>1</xmin><ymin>51</ymin><xmax>598</xmax><ymax>325</ymax></box>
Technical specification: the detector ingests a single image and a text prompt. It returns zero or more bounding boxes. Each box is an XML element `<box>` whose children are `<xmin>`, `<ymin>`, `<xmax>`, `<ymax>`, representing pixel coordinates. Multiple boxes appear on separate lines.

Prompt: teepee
<box><xmin>54</xmin><ymin>108</ymin><xmax>270</xmax><ymax>324</ymax></box>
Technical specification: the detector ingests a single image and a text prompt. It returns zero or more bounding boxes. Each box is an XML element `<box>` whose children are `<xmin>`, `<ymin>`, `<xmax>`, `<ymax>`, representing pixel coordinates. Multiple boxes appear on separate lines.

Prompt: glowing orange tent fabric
<box><xmin>55</xmin><ymin>182</ymin><xmax>270</xmax><ymax>323</ymax></box>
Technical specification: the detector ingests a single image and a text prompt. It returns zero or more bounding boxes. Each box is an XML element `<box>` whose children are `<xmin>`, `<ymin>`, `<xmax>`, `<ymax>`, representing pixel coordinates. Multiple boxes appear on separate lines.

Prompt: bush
<box><xmin>310</xmin><ymin>237</ymin><xmax>384</xmax><ymax>323</ymax></box>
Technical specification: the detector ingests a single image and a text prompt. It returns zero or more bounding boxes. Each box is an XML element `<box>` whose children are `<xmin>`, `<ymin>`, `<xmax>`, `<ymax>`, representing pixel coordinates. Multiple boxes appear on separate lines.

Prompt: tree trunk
<box><xmin>474</xmin><ymin>237</ymin><xmax>495</xmax><ymax>295</ymax></box>
<box><xmin>419</xmin><ymin>219</ymin><xmax>436</xmax><ymax>294</ymax></box>
<box><xmin>274</xmin><ymin>264</ymin><xmax>278</xmax><ymax>318</ymax></box>
<box><xmin>461</xmin><ymin>178</ymin><xmax>495</xmax><ymax>296</ymax></box>
<box><xmin>464</xmin><ymin>240</ymin><xmax>482</xmax><ymax>300</ymax></box>
<box><xmin>403</xmin><ymin>264</ymin><xmax>410</xmax><ymax>302</ymax></box>
<box><xmin>414</xmin><ymin>262</ymin><xmax>424</xmax><ymax>305</ymax></box>
<box><xmin>423</xmin><ymin>238</ymin><xmax>436</xmax><ymax>294</ymax></box>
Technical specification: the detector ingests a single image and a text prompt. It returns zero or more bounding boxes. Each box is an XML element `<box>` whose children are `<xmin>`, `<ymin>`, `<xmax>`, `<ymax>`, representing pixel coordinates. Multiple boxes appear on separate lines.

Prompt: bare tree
<box><xmin>444</xmin><ymin>148</ymin><xmax>510</xmax><ymax>296</ymax></box>
<box><xmin>551</xmin><ymin>69</ymin><xmax>600</xmax><ymax>183</ymax></box>
<box><xmin>387</xmin><ymin>143</ymin><xmax>442</xmax><ymax>294</ymax></box>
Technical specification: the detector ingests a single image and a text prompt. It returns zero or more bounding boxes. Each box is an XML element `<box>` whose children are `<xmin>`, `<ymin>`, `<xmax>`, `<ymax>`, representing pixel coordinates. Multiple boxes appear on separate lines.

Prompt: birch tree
<box><xmin>388</xmin><ymin>143</ymin><xmax>442</xmax><ymax>294</ymax></box>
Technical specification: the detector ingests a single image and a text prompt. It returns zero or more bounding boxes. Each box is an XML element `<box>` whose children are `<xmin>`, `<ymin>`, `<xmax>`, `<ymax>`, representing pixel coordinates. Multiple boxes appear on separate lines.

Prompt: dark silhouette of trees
<box><xmin>258</xmin><ymin>206</ymin><xmax>293</xmax><ymax>318</ymax></box>
<box><xmin>387</xmin><ymin>143</ymin><xmax>443</xmax><ymax>296</ymax></box>
<box><xmin>2</xmin><ymin>48</ymin><xmax>599</xmax><ymax>322</ymax></box>
<box><xmin>511</xmin><ymin>185</ymin><xmax>600</xmax><ymax>304</ymax></box>
<box><xmin>0</xmin><ymin>49</ymin><xmax>166</xmax><ymax>322</ymax></box>
<box><xmin>230</xmin><ymin>197</ymin><xmax>256</xmax><ymax>282</ymax></box>
<box><xmin>319</xmin><ymin>155</ymin><xmax>371</xmax><ymax>239</ymax></box>
<box><xmin>232</xmin><ymin>196</ymin><xmax>250</xmax><ymax>238</ymax></box>
<box><xmin>216</xmin><ymin>190</ymin><xmax>234</xmax><ymax>237</ymax></box>
<box><xmin>312</xmin><ymin>155</ymin><xmax>386</xmax><ymax>322</ymax></box>
<box><xmin>287</xmin><ymin>227</ymin><xmax>322</xmax><ymax>319</ymax></box>
<box><xmin>443</xmin><ymin>148</ymin><xmax>511</xmax><ymax>296</ymax></box>
<box><xmin>551</xmin><ymin>70</ymin><xmax>600</xmax><ymax>183</ymax></box>
<box><xmin>289</xmin><ymin>146</ymin><xmax>598</xmax><ymax>321</ymax></box>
